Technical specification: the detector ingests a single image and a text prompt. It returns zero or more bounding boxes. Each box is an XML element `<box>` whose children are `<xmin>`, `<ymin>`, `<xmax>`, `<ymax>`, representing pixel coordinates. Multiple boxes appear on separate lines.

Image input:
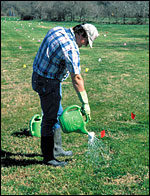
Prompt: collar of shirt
<box><xmin>69</xmin><ymin>28</ymin><xmax>75</xmax><ymax>39</ymax></box>
<box><xmin>69</xmin><ymin>28</ymin><xmax>79</xmax><ymax>53</ymax></box>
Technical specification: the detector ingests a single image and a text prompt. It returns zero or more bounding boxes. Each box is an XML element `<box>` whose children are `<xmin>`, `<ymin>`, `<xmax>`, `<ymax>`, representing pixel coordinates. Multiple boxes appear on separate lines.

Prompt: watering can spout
<box><xmin>88</xmin><ymin>132</ymin><xmax>95</xmax><ymax>144</ymax></box>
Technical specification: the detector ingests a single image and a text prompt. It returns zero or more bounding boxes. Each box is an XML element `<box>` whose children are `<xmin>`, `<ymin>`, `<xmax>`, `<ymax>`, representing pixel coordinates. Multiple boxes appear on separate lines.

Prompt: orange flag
<box><xmin>131</xmin><ymin>112</ymin><xmax>135</xmax><ymax>119</ymax></box>
<box><xmin>101</xmin><ymin>130</ymin><xmax>105</xmax><ymax>138</ymax></box>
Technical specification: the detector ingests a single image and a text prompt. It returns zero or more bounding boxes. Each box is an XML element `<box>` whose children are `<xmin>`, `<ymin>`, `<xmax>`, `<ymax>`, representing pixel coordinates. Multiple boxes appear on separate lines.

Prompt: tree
<box><xmin>1</xmin><ymin>1</ymin><xmax>149</xmax><ymax>24</ymax></box>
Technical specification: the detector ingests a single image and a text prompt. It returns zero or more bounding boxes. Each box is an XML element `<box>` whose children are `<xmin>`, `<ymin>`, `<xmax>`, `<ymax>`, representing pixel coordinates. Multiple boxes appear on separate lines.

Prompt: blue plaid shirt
<box><xmin>33</xmin><ymin>27</ymin><xmax>80</xmax><ymax>82</ymax></box>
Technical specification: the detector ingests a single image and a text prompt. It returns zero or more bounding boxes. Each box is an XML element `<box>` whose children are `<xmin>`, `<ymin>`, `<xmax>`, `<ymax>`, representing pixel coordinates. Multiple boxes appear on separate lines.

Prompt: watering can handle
<box><xmin>63</xmin><ymin>105</ymin><xmax>89</xmax><ymax>123</ymax></box>
<box><xmin>29</xmin><ymin>114</ymin><xmax>41</xmax><ymax>135</ymax></box>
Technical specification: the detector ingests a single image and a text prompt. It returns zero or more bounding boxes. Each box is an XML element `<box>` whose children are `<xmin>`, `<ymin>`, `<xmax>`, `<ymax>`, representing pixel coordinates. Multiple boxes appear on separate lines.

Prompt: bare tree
<box><xmin>1</xmin><ymin>1</ymin><xmax>149</xmax><ymax>24</ymax></box>
<box><xmin>133</xmin><ymin>1</ymin><xmax>149</xmax><ymax>24</ymax></box>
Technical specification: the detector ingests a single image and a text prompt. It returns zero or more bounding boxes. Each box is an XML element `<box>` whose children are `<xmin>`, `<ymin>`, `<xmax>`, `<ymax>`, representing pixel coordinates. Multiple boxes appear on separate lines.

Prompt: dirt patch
<box><xmin>104</xmin><ymin>172</ymin><xmax>142</xmax><ymax>185</ymax></box>
<box><xmin>37</xmin><ymin>25</ymin><xmax>50</xmax><ymax>29</ymax></box>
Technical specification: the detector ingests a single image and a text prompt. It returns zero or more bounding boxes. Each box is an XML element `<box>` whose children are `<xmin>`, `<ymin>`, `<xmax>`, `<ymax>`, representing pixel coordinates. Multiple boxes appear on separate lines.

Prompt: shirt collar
<box><xmin>69</xmin><ymin>28</ymin><xmax>79</xmax><ymax>51</ymax></box>
<box><xmin>69</xmin><ymin>28</ymin><xmax>75</xmax><ymax>39</ymax></box>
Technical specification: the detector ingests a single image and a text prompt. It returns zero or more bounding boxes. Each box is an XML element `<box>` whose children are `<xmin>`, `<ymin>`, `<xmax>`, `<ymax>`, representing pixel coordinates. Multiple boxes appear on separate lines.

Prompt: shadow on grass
<box><xmin>1</xmin><ymin>149</ymin><xmax>43</xmax><ymax>167</ymax></box>
<box><xmin>1</xmin><ymin>157</ymin><xmax>43</xmax><ymax>167</ymax></box>
<box><xmin>1</xmin><ymin>150</ymin><xmax>73</xmax><ymax>167</ymax></box>
<box><xmin>11</xmin><ymin>128</ymin><xmax>31</xmax><ymax>137</ymax></box>
<box><xmin>1</xmin><ymin>149</ymin><xmax>42</xmax><ymax>158</ymax></box>
<box><xmin>2</xmin><ymin>129</ymin><xmax>73</xmax><ymax>167</ymax></box>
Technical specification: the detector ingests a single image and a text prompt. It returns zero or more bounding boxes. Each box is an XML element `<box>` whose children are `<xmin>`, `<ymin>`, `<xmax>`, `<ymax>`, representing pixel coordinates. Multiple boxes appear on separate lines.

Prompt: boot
<box><xmin>41</xmin><ymin>136</ymin><xmax>67</xmax><ymax>167</ymax></box>
<box><xmin>54</xmin><ymin>127</ymin><xmax>73</xmax><ymax>157</ymax></box>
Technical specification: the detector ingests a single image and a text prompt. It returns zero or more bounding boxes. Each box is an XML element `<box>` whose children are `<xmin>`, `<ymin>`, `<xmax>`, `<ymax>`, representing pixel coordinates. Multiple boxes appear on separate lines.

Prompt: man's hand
<box><xmin>81</xmin><ymin>103</ymin><xmax>91</xmax><ymax>120</ymax></box>
<box><xmin>70</xmin><ymin>73</ymin><xmax>91</xmax><ymax>120</ymax></box>
<box><xmin>77</xmin><ymin>91</ymin><xmax>91</xmax><ymax>120</ymax></box>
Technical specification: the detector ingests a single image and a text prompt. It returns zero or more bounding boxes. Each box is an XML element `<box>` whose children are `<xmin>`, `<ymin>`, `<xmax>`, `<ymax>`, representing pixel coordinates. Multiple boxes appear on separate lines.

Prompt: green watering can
<box><xmin>59</xmin><ymin>105</ymin><xmax>89</xmax><ymax>135</ymax></box>
<box><xmin>29</xmin><ymin>114</ymin><xmax>42</xmax><ymax>137</ymax></box>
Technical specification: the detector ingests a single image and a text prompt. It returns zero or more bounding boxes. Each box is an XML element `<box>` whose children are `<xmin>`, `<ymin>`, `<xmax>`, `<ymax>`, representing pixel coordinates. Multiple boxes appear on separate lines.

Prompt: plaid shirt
<box><xmin>33</xmin><ymin>27</ymin><xmax>80</xmax><ymax>82</ymax></box>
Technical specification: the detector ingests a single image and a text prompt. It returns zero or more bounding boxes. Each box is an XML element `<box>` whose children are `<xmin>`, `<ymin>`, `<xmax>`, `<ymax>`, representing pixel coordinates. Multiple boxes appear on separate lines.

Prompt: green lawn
<box><xmin>1</xmin><ymin>17</ymin><xmax>149</xmax><ymax>195</ymax></box>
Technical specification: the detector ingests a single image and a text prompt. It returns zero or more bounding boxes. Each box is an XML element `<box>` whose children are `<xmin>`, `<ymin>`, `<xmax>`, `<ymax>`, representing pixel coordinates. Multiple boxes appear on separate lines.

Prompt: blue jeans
<box><xmin>32</xmin><ymin>72</ymin><xmax>62</xmax><ymax>136</ymax></box>
<box><xmin>52</xmin><ymin>86</ymin><xmax>63</xmax><ymax>130</ymax></box>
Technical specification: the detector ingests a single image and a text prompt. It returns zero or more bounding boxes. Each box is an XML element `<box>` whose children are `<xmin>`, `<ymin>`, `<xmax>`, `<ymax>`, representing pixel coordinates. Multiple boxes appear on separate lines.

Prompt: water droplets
<box><xmin>85</xmin><ymin>136</ymin><xmax>111</xmax><ymax>168</ymax></box>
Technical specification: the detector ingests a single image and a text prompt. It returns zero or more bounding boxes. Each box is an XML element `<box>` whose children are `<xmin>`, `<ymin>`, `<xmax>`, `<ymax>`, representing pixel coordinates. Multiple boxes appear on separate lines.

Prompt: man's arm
<box><xmin>70</xmin><ymin>72</ymin><xmax>91</xmax><ymax>120</ymax></box>
<box><xmin>70</xmin><ymin>73</ymin><xmax>85</xmax><ymax>92</ymax></box>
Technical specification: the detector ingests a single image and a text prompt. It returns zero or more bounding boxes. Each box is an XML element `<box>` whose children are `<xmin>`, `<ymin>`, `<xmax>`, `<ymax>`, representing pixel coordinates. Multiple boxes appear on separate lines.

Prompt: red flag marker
<box><xmin>131</xmin><ymin>112</ymin><xmax>135</xmax><ymax>119</ymax></box>
<box><xmin>101</xmin><ymin>130</ymin><xmax>105</xmax><ymax>138</ymax></box>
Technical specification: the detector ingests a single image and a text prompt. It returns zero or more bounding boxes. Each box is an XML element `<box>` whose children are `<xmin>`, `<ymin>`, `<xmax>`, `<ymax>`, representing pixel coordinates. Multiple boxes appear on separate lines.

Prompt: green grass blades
<box><xmin>1</xmin><ymin>17</ymin><xmax>149</xmax><ymax>195</ymax></box>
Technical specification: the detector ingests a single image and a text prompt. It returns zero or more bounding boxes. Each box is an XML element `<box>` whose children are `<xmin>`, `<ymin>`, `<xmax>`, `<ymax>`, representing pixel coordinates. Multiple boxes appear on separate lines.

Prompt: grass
<box><xmin>1</xmin><ymin>16</ymin><xmax>149</xmax><ymax>195</ymax></box>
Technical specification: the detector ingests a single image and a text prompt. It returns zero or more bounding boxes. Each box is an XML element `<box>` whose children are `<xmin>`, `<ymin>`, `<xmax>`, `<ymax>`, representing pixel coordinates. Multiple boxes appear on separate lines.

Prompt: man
<box><xmin>32</xmin><ymin>23</ymin><xmax>99</xmax><ymax>167</ymax></box>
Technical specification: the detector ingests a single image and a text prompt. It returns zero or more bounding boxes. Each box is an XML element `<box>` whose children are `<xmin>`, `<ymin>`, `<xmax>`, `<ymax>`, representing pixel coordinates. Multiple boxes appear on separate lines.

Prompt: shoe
<box><xmin>44</xmin><ymin>158</ymin><xmax>68</xmax><ymax>167</ymax></box>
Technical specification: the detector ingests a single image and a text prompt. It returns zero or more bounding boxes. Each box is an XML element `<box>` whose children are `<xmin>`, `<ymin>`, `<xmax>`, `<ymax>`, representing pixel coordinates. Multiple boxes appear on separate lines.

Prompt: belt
<box><xmin>34</xmin><ymin>71</ymin><xmax>61</xmax><ymax>82</ymax></box>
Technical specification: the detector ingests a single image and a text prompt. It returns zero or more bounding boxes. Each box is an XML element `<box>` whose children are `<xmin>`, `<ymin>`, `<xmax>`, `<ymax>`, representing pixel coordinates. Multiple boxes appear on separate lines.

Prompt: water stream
<box><xmin>86</xmin><ymin>134</ymin><xmax>111</xmax><ymax>168</ymax></box>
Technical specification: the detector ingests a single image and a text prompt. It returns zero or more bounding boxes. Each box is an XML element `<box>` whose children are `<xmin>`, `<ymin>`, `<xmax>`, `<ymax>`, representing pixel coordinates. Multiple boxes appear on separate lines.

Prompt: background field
<box><xmin>1</xmin><ymin>17</ymin><xmax>149</xmax><ymax>195</ymax></box>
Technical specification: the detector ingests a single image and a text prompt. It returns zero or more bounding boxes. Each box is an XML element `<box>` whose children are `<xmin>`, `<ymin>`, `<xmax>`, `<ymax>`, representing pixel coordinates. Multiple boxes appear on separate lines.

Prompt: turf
<box><xmin>1</xmin><ymin>17</ymin><xmax>149</xmax><ymax>195</ymax></box>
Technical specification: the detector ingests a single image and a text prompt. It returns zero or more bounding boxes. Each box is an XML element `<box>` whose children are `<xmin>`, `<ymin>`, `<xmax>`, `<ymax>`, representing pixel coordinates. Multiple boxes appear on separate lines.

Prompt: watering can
<box><xmin>59</xmin><ymin>105</ymin><xmax>89</xmax><ymax>135</ymax></box>
<box><xmin>29</xmin><ymin>114</ymin><xmax>42</xmax><ymax>137</ymax></box>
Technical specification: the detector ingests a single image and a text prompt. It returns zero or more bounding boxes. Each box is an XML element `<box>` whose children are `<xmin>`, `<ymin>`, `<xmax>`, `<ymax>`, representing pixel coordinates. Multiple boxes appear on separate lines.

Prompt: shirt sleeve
<box><xmin>60</xmin><ymin>42</ymin><xmax>81</xmax><ymax>75</ymax></box>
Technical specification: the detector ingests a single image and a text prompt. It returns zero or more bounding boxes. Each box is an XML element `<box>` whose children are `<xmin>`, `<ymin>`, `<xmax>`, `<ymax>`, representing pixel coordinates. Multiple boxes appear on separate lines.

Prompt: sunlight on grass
<box><xmin>1</xmin><ymin>17</ymin><xmax>149</xmax><ymax>195</ymax></box>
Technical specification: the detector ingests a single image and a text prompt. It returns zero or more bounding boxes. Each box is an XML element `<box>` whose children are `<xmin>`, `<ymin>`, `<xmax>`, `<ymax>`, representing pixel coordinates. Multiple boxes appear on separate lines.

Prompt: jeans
<box><xmin>32</xmin><ymin>72</ymin><xmax>62</xmax><ymax>136</ymax></box>
<box><xmin>52</xmin><ymin>84</ymin><xmax>63</xmax><ymax>130</ymax></box>
<box><xmin>41</xmin><ymin>84</ymin><xmax>63</xmax><ymax>131</ymax></box>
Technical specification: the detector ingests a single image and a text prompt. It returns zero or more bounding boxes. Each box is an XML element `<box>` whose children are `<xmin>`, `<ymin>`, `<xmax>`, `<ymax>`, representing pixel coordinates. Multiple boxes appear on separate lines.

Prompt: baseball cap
<box><xmin>81</xmin><ymin>23</ymin><xmax>99</xmax><ymax>48</ymax></box>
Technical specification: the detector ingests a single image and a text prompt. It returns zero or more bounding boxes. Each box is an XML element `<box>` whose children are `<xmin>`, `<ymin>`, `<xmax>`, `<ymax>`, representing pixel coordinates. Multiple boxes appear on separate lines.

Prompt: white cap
<box><xmin>82</xmin><ymin>24</ymin><xmax>99</xmax><ymax>48</ymax></box>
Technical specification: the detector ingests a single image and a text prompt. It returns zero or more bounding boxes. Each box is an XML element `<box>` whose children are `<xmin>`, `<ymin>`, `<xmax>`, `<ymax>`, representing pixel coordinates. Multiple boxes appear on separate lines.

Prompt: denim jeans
<box><xmin>32</xmin><ymin>72</ymin><xmax>62</xmax><ymax>136</ymax></box>
<box><xmin>52</xmin><ymin>84</ymin><xmax>63</xmax><ymax>130</ymax></box>
<box><xmin>41</xmin><ymin>83</ymin><xmax>63</xmax><ymax>131</ymax></box>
